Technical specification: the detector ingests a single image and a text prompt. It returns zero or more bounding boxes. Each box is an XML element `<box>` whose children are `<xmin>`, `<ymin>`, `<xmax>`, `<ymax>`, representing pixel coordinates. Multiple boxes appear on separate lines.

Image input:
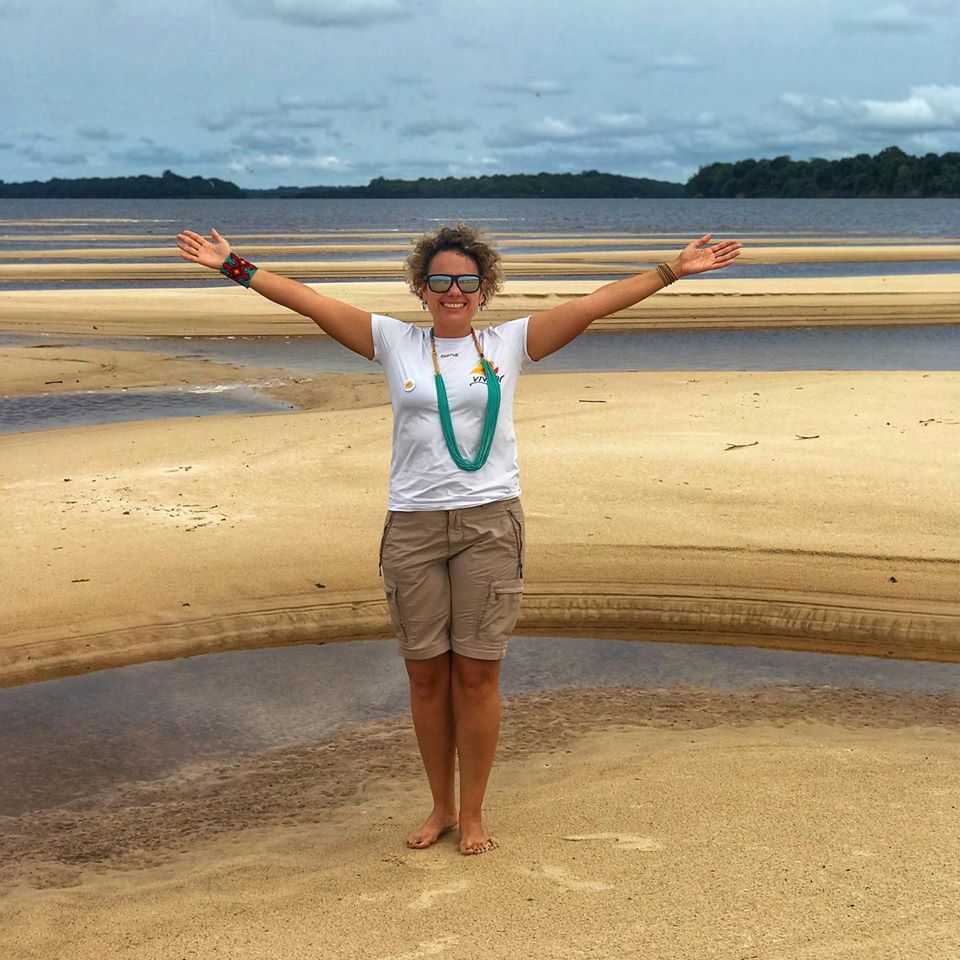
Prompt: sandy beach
<box><xmin>2</xmin><ymin>275</ymin><xmax>960</xmax><ymax>336</ymax></box>
<box><xmin>2</xmin><ymin>363</ymin><xmax>959</xmax><ymax>686</ymax></box>
<box><xmin>2</xmin><ymin>687</ymin><xmax>959</xmax><ymax>959</ymax></box>
<box><xmin>3</xmin><ymin>247</ymin><xmax>960</xmax><ymax>282</ymax></box>
<box><xmin>1</xmin><ymin>235</ymin><xmax>959</xmax><ymax>956</ymax></box>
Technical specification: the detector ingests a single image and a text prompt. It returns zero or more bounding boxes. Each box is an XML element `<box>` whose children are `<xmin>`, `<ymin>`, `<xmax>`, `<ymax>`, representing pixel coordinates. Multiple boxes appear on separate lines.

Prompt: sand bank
<box><xmin>1</xmin><ymin>685</ymin><xmax>958</xmax><ymax>959</ymax></box>
<box><xmin>1</xmin><ymin>274</ymin><xmax>958</xmax><ymax>336</ymax></box>
<box><xmin>4</xmin><ymin>238</ymin><xmax>954</xmax><ymax>260</ymax></box>
<box><xmin>2</xmin><ymin>245</ymin><xmax>960</xmax><ymax>281</ymax></box>
<box><xmin>1</xmin><ymin>369</ymin><xmax>957</xmax><ymax>686</ymax></box>
<box><xmin>0</xmin><ymin>345</ymin><xmax>309</xmax><ymax>398</ymax></box>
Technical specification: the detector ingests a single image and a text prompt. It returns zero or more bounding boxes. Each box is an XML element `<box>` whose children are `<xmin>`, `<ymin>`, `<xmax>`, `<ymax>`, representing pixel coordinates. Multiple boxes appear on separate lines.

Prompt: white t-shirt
<box><xmin>371</xmin><ymin>314</ymin><xmax>534</xmax><ymax>511</ymax></box>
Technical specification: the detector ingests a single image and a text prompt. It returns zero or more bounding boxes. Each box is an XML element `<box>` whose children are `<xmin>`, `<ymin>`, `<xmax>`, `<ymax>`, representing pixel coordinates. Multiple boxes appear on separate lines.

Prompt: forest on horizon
<box><xmin>1</xmin><ymin>147</ymin><xmax>957</xmax><ymax>199</ymax></box>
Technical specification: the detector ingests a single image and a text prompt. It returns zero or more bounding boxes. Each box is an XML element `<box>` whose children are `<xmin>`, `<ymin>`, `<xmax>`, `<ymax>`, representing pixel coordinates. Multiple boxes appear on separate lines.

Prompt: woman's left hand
<box><xmin>675</xmin><ymin>235</ymin><xmax>742</xmax><ymax>276</ymax></box>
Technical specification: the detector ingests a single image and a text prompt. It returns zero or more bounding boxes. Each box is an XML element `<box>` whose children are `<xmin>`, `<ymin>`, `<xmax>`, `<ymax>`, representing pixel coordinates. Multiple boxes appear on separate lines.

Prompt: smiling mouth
<box><xmin>440</xmin><ymin>301</ymin><xmax>467</xmax><ymax>308</ymax></box>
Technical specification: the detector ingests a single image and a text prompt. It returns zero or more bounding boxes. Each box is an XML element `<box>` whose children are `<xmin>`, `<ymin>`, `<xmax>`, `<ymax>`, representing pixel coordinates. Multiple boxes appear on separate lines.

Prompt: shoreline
<box><xmin>2</xmin><ymin>368</ymin><xmax>958</xmax><ymax>686</ymax></box>
<box><xmin>2</xmin><ymin>683</ymin><xmax>958</xmax><ymax>958</ymax></box>
<box><xmin>2</xmin><ymin>246</ymin><xmax>958</xmax><ymax>956</ymax></box>
<box><xmin>2</xmin><ymin>266</ymin><xmax>957</xmax><ymax>684</ymax></box>
<box><xmin>1</xmin><ymin>274</ymin><xmax>959</xmax><ymax>336</ymax></box>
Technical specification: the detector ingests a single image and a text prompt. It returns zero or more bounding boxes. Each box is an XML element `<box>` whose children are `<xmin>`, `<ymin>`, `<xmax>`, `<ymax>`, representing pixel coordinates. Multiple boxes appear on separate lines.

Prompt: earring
<box><xmin>421</xmin><ymin>300</ymin><xmax>427</xmax><ymax>311</ymax></box>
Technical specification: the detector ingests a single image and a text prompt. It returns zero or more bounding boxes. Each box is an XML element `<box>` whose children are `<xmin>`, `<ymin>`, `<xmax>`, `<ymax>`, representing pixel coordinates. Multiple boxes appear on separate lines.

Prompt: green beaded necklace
<box><xmin>430</xmin><ymin>328</ymin><xmax>501</xmax><ymax>472</ymax></box>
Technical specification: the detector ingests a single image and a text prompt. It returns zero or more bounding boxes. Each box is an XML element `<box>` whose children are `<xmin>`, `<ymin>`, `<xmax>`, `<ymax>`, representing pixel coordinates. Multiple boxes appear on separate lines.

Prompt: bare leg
<box><xmin>451</xmin><ymin>652</ymin><xmax>502</xmax><ymax>855</ymax></box>
<box><xmin>404</xmin><ymin>652</ymin><xmax>458</xmax><ymax>848</ymax></box>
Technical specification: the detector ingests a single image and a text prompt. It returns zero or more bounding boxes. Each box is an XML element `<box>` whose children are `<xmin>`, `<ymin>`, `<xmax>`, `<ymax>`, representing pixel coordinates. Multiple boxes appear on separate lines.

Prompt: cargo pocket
<box><xmin>507</xmin><ymin>508</ymin><xmax>524</xmax><ymax>579</ymax></box>
<box><xmin>383</xmin><ymin>577</ymin><xmax>407</xmax><ymax>643</ymax></box>
<box><xmin>475</xmin><ymin>578</ymin><xmax>524</xmax><ymax>644</ymax></box>
<box><xmin>378</xmin><ymin>511</ymin><xmax>397</xmax><ymax>576</ymax></box>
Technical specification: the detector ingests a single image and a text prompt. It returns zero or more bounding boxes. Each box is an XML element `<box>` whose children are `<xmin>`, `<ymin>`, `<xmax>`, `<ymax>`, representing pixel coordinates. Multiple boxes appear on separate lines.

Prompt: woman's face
<box><xmin>419</xmin><ymin>249</ymin><xmax>485</xmax><ymax>328</ymax></box>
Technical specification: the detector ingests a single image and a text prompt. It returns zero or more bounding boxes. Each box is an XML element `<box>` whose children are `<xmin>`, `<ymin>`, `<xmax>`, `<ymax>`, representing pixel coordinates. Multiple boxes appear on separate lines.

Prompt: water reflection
<box><xmin>3</xmin><ymin>325</ymin><xmax>959</xmax><ymax>378</ymax></box>
<box><xmin>2</xmin><ymin>636</ymin><xmax>959</xmax><ymax>817</ymax></box>
<box><xmin>0</xmin><ymin>384</ymin><xmax>294</xmax><ymax>435</ymax></box>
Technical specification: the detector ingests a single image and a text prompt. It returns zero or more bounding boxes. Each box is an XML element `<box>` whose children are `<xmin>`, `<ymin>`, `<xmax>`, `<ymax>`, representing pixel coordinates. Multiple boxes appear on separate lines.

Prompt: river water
<box><xmin>3</xmin><ymin>196</ymin><xmax>959</xmax><ymax>237</ymax></box>
<box><xmin>3</xmin><ymin>636</ymin><xmax>960</xmax><ymax>817</ymax></box>
<box><xmin>1</xmin><ymin>197</ymin><xmax>957</xmax><ymax>815</ymax></box>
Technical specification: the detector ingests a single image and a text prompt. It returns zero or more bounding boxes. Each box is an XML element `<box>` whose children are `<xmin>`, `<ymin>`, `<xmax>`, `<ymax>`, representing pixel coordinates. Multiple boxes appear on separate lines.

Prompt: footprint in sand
<box><xmin>535</xmin><ymin>865</ymin><xmax>613</xmax><ymax>892</ymax></box>
<box><xmin>407</xmin><ymin>879</ymin><xmax>470</xmax><ymax>911</ymax></box>
<box><xmin>383</xmin><ymin>934</ymin><xmax>461</xmax><ymax>960</ymax></box>
<box><xmin>562</xmin><ymin>833</ymin><xmax>663</xmax><ymax>852</ymax></box>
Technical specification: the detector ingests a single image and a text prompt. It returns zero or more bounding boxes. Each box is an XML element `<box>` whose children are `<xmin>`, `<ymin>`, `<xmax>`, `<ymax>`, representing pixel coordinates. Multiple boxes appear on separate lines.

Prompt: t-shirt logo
<box><xmin>470</xmin><ymin>359</ymin><xmax>505</xmax><ymax>386</ymax></box>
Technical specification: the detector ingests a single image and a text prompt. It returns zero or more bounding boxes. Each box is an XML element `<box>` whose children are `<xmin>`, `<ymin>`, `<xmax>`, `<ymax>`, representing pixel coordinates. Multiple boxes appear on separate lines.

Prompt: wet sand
<box><xmin>4</xmin><ymin>237</ymin><xmax>958</xmax><ymax>260</ymax></box>
<box><xmin>0</xmin><ymin>344</ymin><xmax>307</xmax><ymax>397</ymax></box>
<box><xmin>1</xmin><ymin>274</ymin><xmax>959</xmax><ymax>336</ymax></box>
<box><xmin>2</xmin><ymin>237</ymin><xmax>958</xmax><ymax>957</ymax></box>
<box><xmin>1</xmin><ymin>685</ymin><xmax>958</xmax><ymax>959</ymax></box>
<box><xmin>3</xmin><ymin>249</ymin><xmax>960</xmax><ymax>282</ymax></box>
<box><xmin>2</xmin><ymin>367</ymin><xmax>958</xmax><ymax>687</ymax></box>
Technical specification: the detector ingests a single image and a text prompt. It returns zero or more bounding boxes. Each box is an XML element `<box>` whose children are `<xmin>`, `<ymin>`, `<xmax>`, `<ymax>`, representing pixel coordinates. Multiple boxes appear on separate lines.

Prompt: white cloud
<box><xmin>304</xmin><ymin>154</ymin><xmax>352</xmax><ymax>171</ymax></box>
<box><xmin>525</xmin><ymin>117</ymin><xmax>582</xmax><ymax>142</ymax></box>
<box><xmin>783</xmin><ymin>85</ymin><xmax>960</xmax><ymax>133</ymax></box>
<box><xmin>233</xmin><ymin>0</ymin><xmax>417</xmax><ymax>28</ymax></box>
<box><xmin>235</xmin><ymin>151</ymin><xmax>353</xmax><ymax>173</ymax></box>
<box><xmin>839</xmin><ymin>3</ymin><xmax>927</xmax><ymax>30</ymax></box>
<box><xmin>860</xmin><ymin>95</ymin><xmax>939</xmax><ymax>128</ymax></box>
<box><xmin>481</xmin><ymin>81</ymin><xmax>960</xmax><ymax>184</ymax></box>
<box><xmin>488</xmin><ymin>113</ymin><xmax>651</xmax><ymax>149</ymax></box>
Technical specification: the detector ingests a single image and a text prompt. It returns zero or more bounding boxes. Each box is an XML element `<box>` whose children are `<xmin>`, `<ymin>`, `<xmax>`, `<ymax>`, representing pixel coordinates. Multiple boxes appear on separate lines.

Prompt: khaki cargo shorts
<box><xmin>379</xmin><ymin>497</ymin><xmax>525</xmax><ymax>661</ymax></box>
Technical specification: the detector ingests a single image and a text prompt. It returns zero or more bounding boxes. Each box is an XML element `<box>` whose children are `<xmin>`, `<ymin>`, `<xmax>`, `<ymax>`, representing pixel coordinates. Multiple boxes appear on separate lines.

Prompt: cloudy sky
<box><xmin>2</xmin><ymin>0</ymin><xmax>958</xmax><ymax>188</ymax></box>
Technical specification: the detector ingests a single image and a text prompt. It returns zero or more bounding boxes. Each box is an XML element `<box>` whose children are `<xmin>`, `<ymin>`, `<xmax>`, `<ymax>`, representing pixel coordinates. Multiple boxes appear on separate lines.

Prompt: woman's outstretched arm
<box><xmin>525</xmin><ymin>234</ymin><xmax>741</xmax><ymax>361</ymax></box>
<box><xmin>176</xmin><ymin>228</ymin><xmax>375</xmax><ymax>359</ymax></box>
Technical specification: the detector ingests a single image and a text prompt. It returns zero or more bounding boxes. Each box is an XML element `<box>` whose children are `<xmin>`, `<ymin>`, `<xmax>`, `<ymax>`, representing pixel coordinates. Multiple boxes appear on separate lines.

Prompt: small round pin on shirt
<box><xmin>403</xmin><ymin>379</ymin><xmax>415</xmax><ymax>391</ymax></box>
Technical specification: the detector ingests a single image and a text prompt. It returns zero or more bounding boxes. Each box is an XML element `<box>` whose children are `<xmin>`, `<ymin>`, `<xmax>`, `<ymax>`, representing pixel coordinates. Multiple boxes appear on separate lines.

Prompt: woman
<box><xmin>176</xmin><ymin>222</ymin><xmax>741</xmax><ymax>855</ymax></box>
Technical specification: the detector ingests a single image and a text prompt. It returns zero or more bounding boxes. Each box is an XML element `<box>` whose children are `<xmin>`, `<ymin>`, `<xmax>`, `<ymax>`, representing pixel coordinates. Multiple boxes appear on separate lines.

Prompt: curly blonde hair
<box><xmin>404</xmin><ymin>222</ymin><xmax>504</xmax><ymax>307</ymax></box>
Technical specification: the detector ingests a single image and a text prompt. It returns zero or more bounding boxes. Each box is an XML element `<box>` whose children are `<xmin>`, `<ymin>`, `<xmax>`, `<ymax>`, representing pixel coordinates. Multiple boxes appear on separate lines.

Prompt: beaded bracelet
<box><xmin>656</xmin><ymin>262</ymin><xmax>679</xmax><ymax>287</ymax></box>
<box><xmin>220</xmin><ymin>253</ymin><xmax>258</xmax><ymax>287</ymax></box>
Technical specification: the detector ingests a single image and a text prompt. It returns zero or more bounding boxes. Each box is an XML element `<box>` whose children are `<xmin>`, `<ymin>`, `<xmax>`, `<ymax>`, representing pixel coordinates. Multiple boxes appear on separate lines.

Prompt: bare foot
<box><xmin>458</xmin><ymin>818</ymin><xmax>498</xmax><ymax>856</ymax></box>
<box><xmin>406</xmin><ymin>808</ymin><xmax>458</xmax><ymax>849</ymax></box>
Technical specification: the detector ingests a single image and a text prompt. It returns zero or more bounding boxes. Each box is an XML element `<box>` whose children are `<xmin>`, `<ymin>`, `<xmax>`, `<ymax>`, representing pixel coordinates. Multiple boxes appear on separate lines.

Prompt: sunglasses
<box><xmin>424</xmin><ymin>274</ymin><xmax>483</xmax><ymax>294</ymax></box>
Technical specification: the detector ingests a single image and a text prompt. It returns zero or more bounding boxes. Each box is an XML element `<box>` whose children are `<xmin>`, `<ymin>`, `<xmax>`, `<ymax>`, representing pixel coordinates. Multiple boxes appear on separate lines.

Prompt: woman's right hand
<box><xmin>176</xmin><ymin>228</ymin><xmax>232</xmax><ymax>271</ymax></box>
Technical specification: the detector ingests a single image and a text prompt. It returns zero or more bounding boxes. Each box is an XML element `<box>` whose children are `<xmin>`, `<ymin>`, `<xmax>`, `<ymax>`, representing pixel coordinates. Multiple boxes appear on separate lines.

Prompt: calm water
<box><xmin>3</xmin><ymin>197</ymin><xmax>957</xmax><ymax>291</ymax></box>
<box><xmin>3</xmin><ymin>196</ymin><xmax>959</xmax><ymax>237</ymax></box>
<box><xmin>4</xmin><ymin>326</ymin><xmax>960</xmax><ymax>375</ymax></box>
<box><xmin>3</xmin><ymin>325</ymin><xmax>958</xmax><ymax>434</ymax></box>
<box><xmin>3</xmin><ymin>635</ymin><xmax>960</xmax><ymax>816</ymax></box>
<box><xmin>2</xmin><ymin>197</ymin><xmax>955</xmax><ymax>812</ymax></box>
<box><xmin>0</xmin><ymin>383</ymin><xmax>293</xmax><ymax>435</ymax></box>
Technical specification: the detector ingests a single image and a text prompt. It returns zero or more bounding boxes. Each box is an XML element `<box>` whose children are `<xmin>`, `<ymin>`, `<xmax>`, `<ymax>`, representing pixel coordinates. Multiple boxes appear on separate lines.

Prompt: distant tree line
<box><xmin>687</xmin><ymin>146</ymin><xmax>960</xmax><ymax>198</ymax></box>
<box><xmin>2</xmin><ymin>148</ymin><xmax>958</xmax><ymax>198</ymax></box>
<box><xmin>0</xmin><ymin>169</ymin><xmax>244</xmax><ymax>199</ymax></box>
<box><xmin>267</xmin><ymin>170</ymin><xmax>686</xmax><ymax>199</ymax></box>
